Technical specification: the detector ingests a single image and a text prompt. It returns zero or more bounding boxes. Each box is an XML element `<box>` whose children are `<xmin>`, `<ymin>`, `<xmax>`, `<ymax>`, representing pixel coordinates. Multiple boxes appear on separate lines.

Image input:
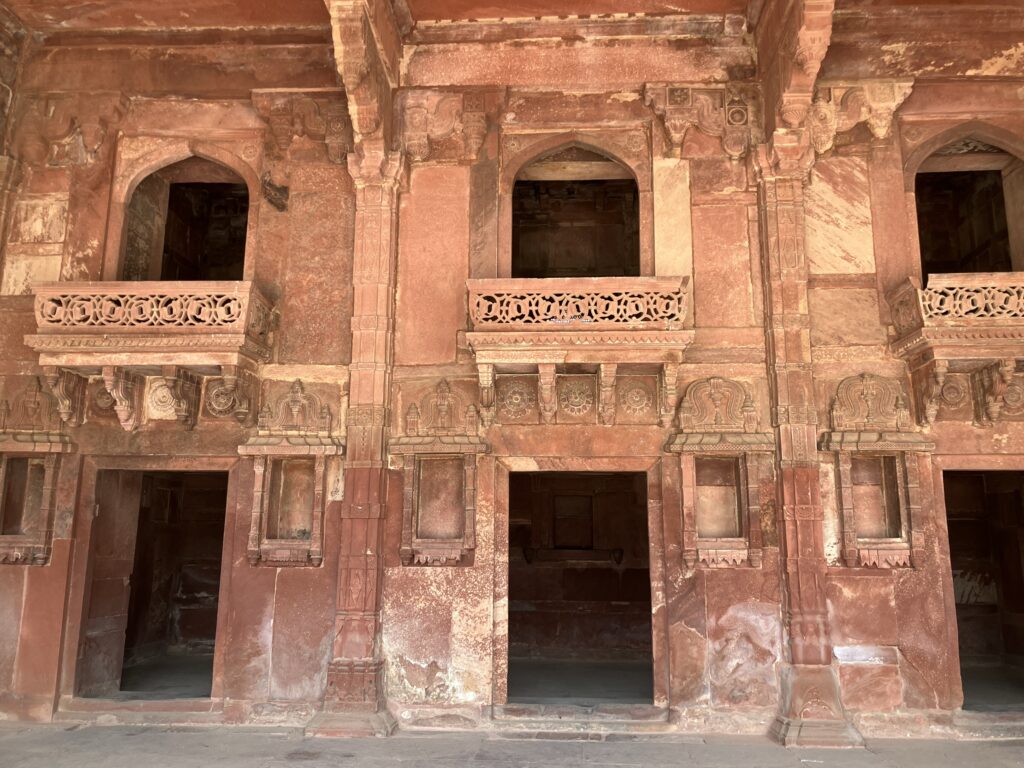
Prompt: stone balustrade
<box><xmin>467</xmin><ymin>276</ymin><xmax>689</xmax><ymax>331</ymax></box>
<box><xmin>26</xmin><ymin>281</ymin><xmax>275</xmax><ymax>370</ymax></box>
<box><xmin>889</xmin><ymin>273</ymin><xmax>1024</xmax><ymax>337</ymax></box>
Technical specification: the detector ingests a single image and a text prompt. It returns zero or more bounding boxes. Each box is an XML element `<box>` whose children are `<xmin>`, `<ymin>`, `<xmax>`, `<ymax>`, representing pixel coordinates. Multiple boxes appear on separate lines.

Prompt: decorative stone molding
<box><xmin>251</xmin><ymin>88</ymin><xmax>352</xmax><ymax>164</ymax></box>
<box><xmin>239</xmin><ymin>380</ymin><xmax>344</xmax><ymax>567</ymax></box>
<box><xmin>820</xmin><ymin>374</ymin><xmax>933</xmax><ymax>570</ymax></box>
<box><xmin>398</xmin><ymin>90</ymin><xmax>492</xmax><ymax>163</ymax></box>
<box><xmin>390</xmin><ymin>380</ymin><xmax>488</xmax><ymax>566</ymax></box>
<box><xmin>806</xmin><ymin>80</ymin><xmax>914</xmax><ymax>154</ymax></box>
<box><xmin>667</xmin><ymin>377</ymin><xmax>774</xmax><ymax>570</ymax></box>
<box><xmin>644</xmin><ymin>83</ymin><xmax>754</xmax><ymax>159</ymax></box>
<box><xmin>0</xmin><ymin>377</ymin><xmax>75</xmax><ymax>566</ymax></box>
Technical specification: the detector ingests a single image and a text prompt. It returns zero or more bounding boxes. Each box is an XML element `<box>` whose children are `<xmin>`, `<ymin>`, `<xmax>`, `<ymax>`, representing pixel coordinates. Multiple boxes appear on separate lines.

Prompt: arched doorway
<box><xmin>120</xmin><ymin>157</ymin><xmax>249</xmax><ymax>282</ymax></box>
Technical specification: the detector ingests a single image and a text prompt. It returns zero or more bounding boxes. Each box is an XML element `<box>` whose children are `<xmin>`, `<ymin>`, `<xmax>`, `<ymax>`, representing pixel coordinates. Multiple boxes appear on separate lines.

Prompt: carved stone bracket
<box><xmin>251</xmin><ymin>88</ymin><xmax>353</xmax><ymax>163</ymax></box>
<box><xmin>973</xmin><ymin>358</ymin><xmax>1016</xmax><ymax>426</ymax></box>
<box><xmin>807</xmin><ymin>80</ymin><xmax>914</xmax><ymax>154</ymax></box>
<box><xmin>475</xmin><ymin>364</ymin><xmax>496</xmax><ymax>428</ymax></box>
<box><xmin>644</xmin><ymin>83</ymin><xmax>754</xmax><ymax>160</ymax></box>
<box><xmin>399</xmin><ymin>90</ymin><xmax>493</xmax><ymax>163</ymax></box>
<box><xmin>41</xmin><ymin>367</ymin><xmax>86</xmax><ymax>427</ymax></box>
<box><xmin>101</xmin><ymin>366</ymin><xmax>144</xmax><ymax>432</ymax></box>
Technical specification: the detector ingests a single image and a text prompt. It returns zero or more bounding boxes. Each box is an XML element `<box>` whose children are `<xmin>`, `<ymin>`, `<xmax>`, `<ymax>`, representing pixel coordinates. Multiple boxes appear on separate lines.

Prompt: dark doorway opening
<box><xmin>512</xmin><ymin>147</ymin><xmax>639</xmax><ymax>279</ymax></box>
<box><xmin>121</xmin><ymin>157</ymin><xmax>248</xmax><ymax>281</ymax></box>
<box><xmin>944</xmin><ymin>471</ymin><xmax>1024</xmax><ymax>711</ymax></box>
<box><xmin>507</xmin><ymin>472</ymin><xmax>652</xmax><ymax>704</ymax></box>
<box><xmin>77</xmin><ymin>471</ymin><xmax>228</xmax><ymax>700</ymax></box>
<box><xmin>916</xmin><ymin>171</ymin><xmax>1012</xmax><ymax>278</ymax></box>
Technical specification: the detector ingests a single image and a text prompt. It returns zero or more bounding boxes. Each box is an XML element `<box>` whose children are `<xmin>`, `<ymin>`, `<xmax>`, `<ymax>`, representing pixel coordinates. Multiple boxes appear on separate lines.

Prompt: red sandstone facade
<box><xmin>1</xmin><ymin>0</ymin><xmax>1023</xmax><ymax>746</ymax></box>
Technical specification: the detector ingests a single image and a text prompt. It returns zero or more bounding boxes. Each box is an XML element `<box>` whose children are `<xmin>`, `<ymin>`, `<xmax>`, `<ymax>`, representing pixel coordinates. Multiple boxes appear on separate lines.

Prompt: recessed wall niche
<box><xmin>820</xmin><ymin>373</ymin><xmax>934</xmax><ymax>568</ymax></box>
<box><xmin>390</xmin><ymin>380</ymin><xmax>488</xmax><ymax>566</ymax></box>
<box><xmin>0</xmin><ymin>376</ymin><xmax>76</xmax><ymax>565</ymax></box>
<box><xmin>238</xmin><ymin>380</ymin><xmax>344</xmax><ymax>567</ymax></box>
<box><xmin>666</xmin><ymin>377</ymin><xmax>774</xmax><ymax>569</ymax></box>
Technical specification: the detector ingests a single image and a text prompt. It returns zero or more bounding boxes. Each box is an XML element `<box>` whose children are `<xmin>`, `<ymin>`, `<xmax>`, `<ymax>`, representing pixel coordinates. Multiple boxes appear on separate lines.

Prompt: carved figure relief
<box><xmin>829</xmin><ymin>373</ymin><xmax>911</xmax><ymax>433</ymax></box>
<box><xmin>239</xmin><ymin>380</ymin><xmax>344</xmax><ymax>567</ymax></box>
<box><xmin>679</xmin><ymin>376</ymin><xmax>758</xmax><ymax>434</ymax></box>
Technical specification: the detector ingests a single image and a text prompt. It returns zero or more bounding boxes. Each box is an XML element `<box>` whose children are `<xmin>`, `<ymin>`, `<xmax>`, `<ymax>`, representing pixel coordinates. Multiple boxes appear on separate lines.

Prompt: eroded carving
<box><xmin>829</xmin><ymin>373</ymin><xmax>911</xmax><ymax>433</ymax></box>
<box><xmin>101</xmin><ymin>366</ymin><xmax>144</xmax><ymax>432</ymax></box>
<box><xmin>807</xmin><ymin>80</ymin><xmax>914</xmax><ymax>154</ymax></box>
<box><xmin>679</xmin><ymin>377</ymin><xmax>758</xmax><ymax>434</ymax></box>
<box><xmin>644</xmin><ymin>84</ymin><xmax>754</xmax><ymax>160</ymax></box>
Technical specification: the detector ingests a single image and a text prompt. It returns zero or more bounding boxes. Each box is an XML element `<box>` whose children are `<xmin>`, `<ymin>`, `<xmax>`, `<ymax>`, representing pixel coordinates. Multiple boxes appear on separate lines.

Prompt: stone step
<box><xmin>489</xmin><ymin>703</ymin><xmax>679</xmax><ymax>739</ymax></box>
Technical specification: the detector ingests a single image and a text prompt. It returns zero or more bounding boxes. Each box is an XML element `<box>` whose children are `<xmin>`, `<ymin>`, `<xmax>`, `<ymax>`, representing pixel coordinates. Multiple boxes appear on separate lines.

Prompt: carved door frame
<box><xmin>489</xmin><ymin>455</ymin><xmax>670</xmax><ymax>709</ymax></box>
<box><xmin>58</xmin><ymin>455</ymin><xmax>241</xmax><ymax>705</ymax></box>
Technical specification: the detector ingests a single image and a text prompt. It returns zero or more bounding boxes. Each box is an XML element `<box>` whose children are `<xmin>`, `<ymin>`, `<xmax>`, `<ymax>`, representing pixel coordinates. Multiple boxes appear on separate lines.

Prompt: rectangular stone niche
<box><xmin>400</xmin><ymin>453</ymin><xmax>477</xmax><ymax>566</ymax></box>
<box><xmin>0</xmin><ymin>454</ymin><xmax>60</xmax><ymax>565</ymax></box>
<box><xmin>248</xmin><ymin>454</ymin><xmax>331</xmax><ymax>567</ymax></box>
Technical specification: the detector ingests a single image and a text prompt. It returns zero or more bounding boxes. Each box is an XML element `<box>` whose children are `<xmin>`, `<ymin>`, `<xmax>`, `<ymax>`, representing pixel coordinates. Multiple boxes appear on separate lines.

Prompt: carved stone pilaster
<box><xmin>101</xmin><ymin>366</ymin><xmax>143</xmax><ymax>432</ymax></box>
<box><xmin>644</xmin><ymin>84</ymin><xmax>754</xmax><ymax>160</ymax></box>
<box><xmin>476</xmin><ymin>363</ymin><xmax>495</xmax><ymax>428</ymax></box>
<box><xmin>41</xmin><ymin>367</ymin><xmax>86</xmax><ymax>427</ymax></box>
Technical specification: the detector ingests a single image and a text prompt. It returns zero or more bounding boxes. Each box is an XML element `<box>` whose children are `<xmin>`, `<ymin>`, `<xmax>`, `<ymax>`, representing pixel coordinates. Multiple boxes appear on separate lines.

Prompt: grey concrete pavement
<box><xmin>1</xmin><ymin>725</ymin><xmax>1024</xmax><ymax>768</ymax></box>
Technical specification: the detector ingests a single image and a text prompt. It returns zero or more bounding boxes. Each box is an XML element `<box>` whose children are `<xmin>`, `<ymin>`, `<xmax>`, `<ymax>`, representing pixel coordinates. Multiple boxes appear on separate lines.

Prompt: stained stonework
<box><xmin>0</xmin><ymin>0</ymin><xmax>1021</xmax><ymax>746</ymax></box>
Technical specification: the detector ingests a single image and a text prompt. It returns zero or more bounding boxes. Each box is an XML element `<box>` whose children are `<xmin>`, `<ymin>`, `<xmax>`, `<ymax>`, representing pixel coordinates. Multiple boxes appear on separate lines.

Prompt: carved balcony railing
<box><xmin>888</xmin><ymin>274</ymin><xmax>1024</xmax><ymax>361</ymax></box>
<box><xmin>468</xmin><ymin>276</ymin><xmax>688</xmax><ymax>331</ymax></box>
<box><xmin>465</xmin><ymin>276</ymin><xmax>693</xmax><ymax>366</ymax></box>
<box><xmin>25</xmin><ymin>281</ymin><xmax>275</xmax><ymax>371</ymax></box>
<box><xmin>888</xmin><ymin>273</ymin><xmax>1024</xmax><ymax>427</ymax></box>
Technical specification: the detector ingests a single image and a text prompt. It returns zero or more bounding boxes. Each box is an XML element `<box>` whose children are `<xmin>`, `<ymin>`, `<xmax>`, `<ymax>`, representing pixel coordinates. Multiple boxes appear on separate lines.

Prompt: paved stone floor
<box><xmin>1</xmin><ymin>725</ymin><xmax>1023</xmax><ymax>768</ymax></box>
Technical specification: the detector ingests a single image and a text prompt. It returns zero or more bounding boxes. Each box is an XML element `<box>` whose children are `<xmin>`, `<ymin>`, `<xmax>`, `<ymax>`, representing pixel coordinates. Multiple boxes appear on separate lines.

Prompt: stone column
<box><xmin>755</xmin><ymin>146</ymin><xmax>862</xmax><ymax>746</ymax></box>
<box><xmin>319</xmin><ymin>141</ymin><xmax>404</xmax><ymax>736</ymax></box>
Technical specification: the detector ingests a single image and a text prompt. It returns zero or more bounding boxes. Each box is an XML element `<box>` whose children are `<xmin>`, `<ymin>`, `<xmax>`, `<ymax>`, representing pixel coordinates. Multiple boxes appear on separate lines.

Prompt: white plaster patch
<box><xmin>966</xmin><ymin>42</ymin><xmax>1024</xmax><ymax>77</ymax></box>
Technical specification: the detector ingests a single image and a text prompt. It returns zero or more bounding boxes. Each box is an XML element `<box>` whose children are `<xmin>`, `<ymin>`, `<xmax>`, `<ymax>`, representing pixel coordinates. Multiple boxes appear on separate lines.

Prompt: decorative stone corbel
<box><xmin>399</xmin><ymin>90</ymin><xmax>490</xmax><ymax>163</ymax></box>
<box><xmin>41</xmin><ymin>367</ymin><xmax>86</xmax><ymax>427</ymax></box>
<box><xmin>251</xmin><ymin>89</ymin><xmax>352</xmax><ymax>164</ymax></box>
<box><xmin>911</xmin><ymin>358</ymin><xmax>949</xmax><ymax>427</ymax></box>
<box><xmin>644</xmin><ymin>83</ymin><xmax>753</xmax><ymax>160</ymax></box>
<box><xmin>206</xmin><ymin>367</ymin><xmax>260</xmax><ymax>425</ymax></box>
<box><xmin>806</xmin><ymin>80</ymin><xmax>914</xmax><ymax>154</ymax></box>
<box><xmin>973</xmin><ymin>358</ymin><xmax>1016</xmax><ymax>426</ymax></box>
<box><xmin>538</xmin><ymin>364</ymin><xmax>557</xmax><ymax>425</ymax></box>
<box><xmin>101</xmin><ymin>366</ymin><xmax>144</xmax><ymax>432</ymax></box>
<box><xmin>598</xmin><ymin>364</ymin><xmax>618</xmax><ymax>426</ymax></box>
<box><xmin>13</xmin><ymin>92</ymin><xmax>129</xmax><ymax>167</ymax></box>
